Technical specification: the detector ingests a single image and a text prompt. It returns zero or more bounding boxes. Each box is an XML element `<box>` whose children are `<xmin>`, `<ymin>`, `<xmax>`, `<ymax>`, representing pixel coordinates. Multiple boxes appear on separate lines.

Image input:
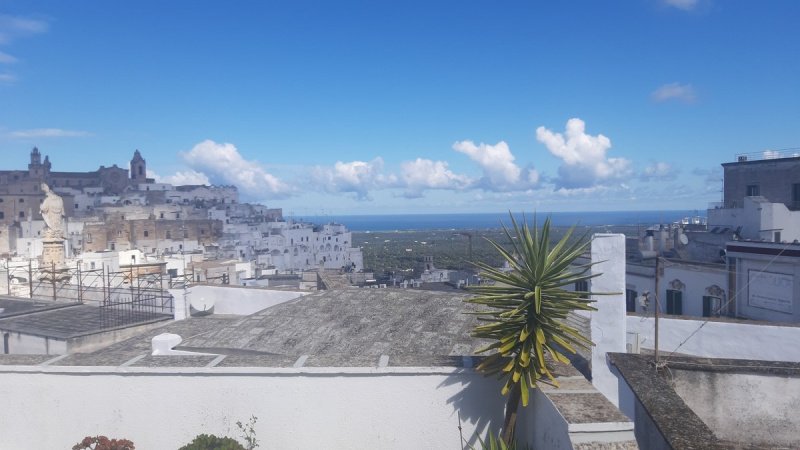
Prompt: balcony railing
<box><xmin>734</xmin><ymin>148</ymin><xmax>800</xmax><ymax>162</ymax></box>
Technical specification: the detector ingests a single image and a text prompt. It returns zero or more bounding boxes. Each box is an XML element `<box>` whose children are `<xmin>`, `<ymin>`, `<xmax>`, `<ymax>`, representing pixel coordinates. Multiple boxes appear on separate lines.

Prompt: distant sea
<box><xmin>289</xmin><ymin>210</ymin><xmax>705</xmax><ymax>232</ymax></box>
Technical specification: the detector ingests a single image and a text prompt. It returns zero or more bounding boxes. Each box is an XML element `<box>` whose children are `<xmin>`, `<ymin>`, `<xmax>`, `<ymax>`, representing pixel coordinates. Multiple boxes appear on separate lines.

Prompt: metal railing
<box><xmin>734</xmin><ymin>148</ymin><xmax>800</xmax><ymax>162</ymax></box>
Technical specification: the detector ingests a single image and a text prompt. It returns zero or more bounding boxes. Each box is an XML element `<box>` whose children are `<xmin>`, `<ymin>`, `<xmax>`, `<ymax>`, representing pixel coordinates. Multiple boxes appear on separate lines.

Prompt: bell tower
<box><xmin>28</xmin><ymin>147</ymin><xmax>44</xmax><ymax>179</ymax></box>
<box><xmin>130</xmin><ymin>150</ymin><xmax>147</xmax><ymax>183</ymax></box>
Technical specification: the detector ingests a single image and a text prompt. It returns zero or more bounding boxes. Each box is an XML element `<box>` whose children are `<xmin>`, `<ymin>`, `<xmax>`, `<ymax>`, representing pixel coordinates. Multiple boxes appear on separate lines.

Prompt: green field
<box><xmin>355</xmin><ymin>224</ymin><xmax>635</xmax><ymax>277</ymax></box>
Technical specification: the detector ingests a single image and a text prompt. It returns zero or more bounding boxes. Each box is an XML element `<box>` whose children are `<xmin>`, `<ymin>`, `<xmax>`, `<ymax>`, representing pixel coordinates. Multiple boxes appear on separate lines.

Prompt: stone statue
<box><xmin>40</xmin><ymin>183</ymin><xmax>64</xmax><ymax>239</ymax></box>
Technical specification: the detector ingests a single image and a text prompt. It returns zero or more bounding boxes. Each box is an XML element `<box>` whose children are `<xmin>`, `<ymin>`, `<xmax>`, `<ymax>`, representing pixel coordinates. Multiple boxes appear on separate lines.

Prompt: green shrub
<box><xmin>177</xmin><ymin>434</ymin><xmax>245</xmax><ymax>450</ymax></box>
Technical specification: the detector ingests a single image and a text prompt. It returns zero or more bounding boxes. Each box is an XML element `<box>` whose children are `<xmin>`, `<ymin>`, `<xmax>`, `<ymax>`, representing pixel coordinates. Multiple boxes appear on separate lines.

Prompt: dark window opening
<box><xmin>746</xmin><ymin>184</ymin><xmax>760</xmax><ymax>196</ymax></box>
<box><xmin>626</xmin><ymin>289</ymin><xmax>637</xmax><ymax>312</ymax></box>
<box><xmin>574</xmin><ymin>280</ymin><xmax>589</xmax><ymax>299</ymax></box>
<box><xmin>666</xmin><ymin>289</ymin><xmax>683</xmax><ymax>315</ymax></box>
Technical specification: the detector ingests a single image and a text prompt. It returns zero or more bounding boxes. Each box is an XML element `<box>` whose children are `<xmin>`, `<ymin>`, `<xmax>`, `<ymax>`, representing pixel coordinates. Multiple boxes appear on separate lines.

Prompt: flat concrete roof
<box><xmin>11</xmin><ymin>288</ymin><xmax>569</xmax><ymax>370</ymax></box>
<box><xmin>56</xmin><ymin>289</ymin><xmax>493</xmax><ymax>368</ymax></box>
<box><xmin>0</xmin><ymin>296</ymin><xmax>73</xmax><ymax>319</ymax></box>
<box><xmin>0</xmin><ymin>302</ymin><xmax>172</xmax><ymax>340</ymax></box>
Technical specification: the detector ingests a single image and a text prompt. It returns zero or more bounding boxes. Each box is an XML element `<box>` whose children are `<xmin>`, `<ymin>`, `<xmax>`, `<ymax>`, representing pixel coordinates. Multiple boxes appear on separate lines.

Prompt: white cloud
<box><xmin>0</xmin><ymin>51</ymin><xmax>16</xmax><ymax>64</ymax></box>
<box><xmin>536</xmin><ymin>118</ymin><xmax>632</xmax><ymax>189</ymax></box>
<box><xmin>651</xmin><ymin>82</ymin><xmax>696</xmax><ymax>103</ymax></box>
<box><xmin>0</xmin><ymin>15</ymin><xmax>48</xmax><ymax>44</ymax></box>
<box><xmin>7</xmin><ymin>128</ymin><xmax>92</xmax><ymax>138</ymax></box>
<box><xmin>0</xmin><ymin>15</ymin><xmax>48</xmax><ymax>83</ymax></box>
<box><xmin>663</xmin><ymin>0</ymin><xmax>699</xmax><ymax>11</ymax></box>
<box><xmin>181</xmin><ymin>140</ymin><xmax>291</xmax><ymax>198</ymax></box>
<box><xmin>452</xmin><ymin>140</ymin><xmax>539</xmax><ymax>191</ymax></box>
<box><xmin>149</xmin><ymin>169</ymin><xmax>211</xmax><ymax>186</ymax></box>
<box><xmin>310</xmin><ymin>158</ymin><xmax>397</xmax><ymax>200</ymax></box>
<box><xmin>400</xmin><ymin>158</ymin><xmax>472</xmax><ymax>197</ymax></box>
<box><xmin>641</xmin><ymin>162</ymin><xmax>678</xmax><ymax>181</ymax></box>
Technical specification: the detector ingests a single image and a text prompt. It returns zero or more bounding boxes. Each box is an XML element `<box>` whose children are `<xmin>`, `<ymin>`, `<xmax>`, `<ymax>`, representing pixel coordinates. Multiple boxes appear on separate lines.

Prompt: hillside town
<box><xmin>0</xmin><ymin>148</ymin><xmax>363</xmax><ymax>294</ymax></box>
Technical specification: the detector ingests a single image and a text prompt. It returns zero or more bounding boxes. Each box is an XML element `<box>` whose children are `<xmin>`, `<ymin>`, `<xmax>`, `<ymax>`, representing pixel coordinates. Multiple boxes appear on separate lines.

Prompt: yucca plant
<box><xmin>466</xmin><ymin>214</ymin><xmax>598</xmax><ymax>445</ymax></box>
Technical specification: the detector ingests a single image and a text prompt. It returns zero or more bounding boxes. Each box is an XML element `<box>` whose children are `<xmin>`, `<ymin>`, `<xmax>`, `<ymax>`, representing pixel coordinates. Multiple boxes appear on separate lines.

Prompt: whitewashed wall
<box><xmin>0</xmin><ymin>368</ymin><xmax>515</xmax><ymax>450</ymax></box>
<box><xmin>170</xmin><ymin>285</ymin><xmax>306</xmax><ymax>318</ymax></box>
<box><xmin>627</xmin><ymin>315</ymin><xmax>800</xmax><ymax>362</ymax></box>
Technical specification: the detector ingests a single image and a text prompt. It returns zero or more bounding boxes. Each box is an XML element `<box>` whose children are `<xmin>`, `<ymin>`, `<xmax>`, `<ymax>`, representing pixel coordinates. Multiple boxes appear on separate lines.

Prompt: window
<box><xmin>160</xmin><ymin>212</ymin><xmax>164</xmax><ymax>219</ymax></box>
<box><xmin>666</xmin><ymin>289</ymin><xmax>683</xmax><ymax>315</ymax></box>
<box><xmin>746</xmin><ymin>184</ymin><xmax>760</xmax><ymax>196</ymax></box>
<box><xmin>626</xmin><ymin>289</ymin><xmax>637</xmax><ymax>313</ymax></box>
<box><xmin>183</xmin><ymin>229</ymin><xmax>188</xmax><ymax>238</ymax></box>
<box><xmin>775</xmin><ymin>231</ymin><xmax>782</xmax><ymax>243</ymax></box>
<box><xmin>166</xmin><ymin>231</ymin><xmax>171</xmax><ymax>239</ymax></box>
<box><xmin>18</xmin><ymin>198</ymin><xmax>23</xmax><ymax>203</ymax></box>
<box><xmin>702</xmin><ymin>296</ymin><xmax>720</xmax><ymax>317</ymax></box>
<box><xmin>75</xmin><ymin>203</ymin><xmax>79</xmax><ymax>209</ymax></box>
<box><xmin>0</xmin><ymin>212</ymin><xmax>4</xmax><ymax>219</ymax></box>
<box><xmin>18</xmin><ymin>211</ymin><xmax>24</xmax><ymax>218</ymax></box>
<box><xmin>794</xmin><ymin>183</ymin><xmax>800</xmax><ymax>203</ymax></box>
<box><xmin>90</xmin><ymin>262</ymin><xmax>96</xmax><ymax>270</ymax></box>
<box><xmin>574</xmin><ymin>280</ymin><xmax>589</xmax><ymax>299</ymax></box>
<box><xmin>110</xmin><ymin>243</ymin><xmax>115</xmax><ymax>250</ymax></box>
<box><xmin>144</xmin><ymin>230</ymin><xmax>149</xmax><ymax>237</ymax></box>
<box><xmin>0</xmin><ymin>198</ymin><xmax>3</xmax><ymax>203</ymax></box>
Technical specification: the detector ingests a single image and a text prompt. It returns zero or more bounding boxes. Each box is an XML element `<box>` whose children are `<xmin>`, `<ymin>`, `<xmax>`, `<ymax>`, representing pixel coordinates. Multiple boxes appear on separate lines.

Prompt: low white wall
<box><xmin>517</xmin><ymin>389</ymin><xmax>571</xmax><ymax>449</ymax></box>
<box><xmin>627</xmin><ymin>315</ymin><xmax>800</xmax><ymax>362</ymax></box>
<box><xmin>170</xmin><ymin>285</ymin><xmax>306</xmax><ymax>317</ymax></box>
<box><xmin>0</xmin><ymin>331</ymin><xmax>66</xmax><ymax>355</ymax></box>
<box><xmin>0</xmin><ymin>367</ymin><xmax>521</xmax><ymax>450</ymax></box>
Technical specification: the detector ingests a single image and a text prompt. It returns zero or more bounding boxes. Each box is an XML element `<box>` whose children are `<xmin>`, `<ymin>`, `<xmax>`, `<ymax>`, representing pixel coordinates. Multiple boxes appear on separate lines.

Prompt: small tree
<box><xmin>466</xmin><ymin>215</ymin><xmax>597</xmax><ymax>445</ymax></box>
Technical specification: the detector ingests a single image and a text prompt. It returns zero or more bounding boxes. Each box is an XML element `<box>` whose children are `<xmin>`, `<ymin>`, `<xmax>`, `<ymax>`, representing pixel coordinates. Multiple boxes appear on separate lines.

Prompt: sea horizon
<box><xmin>288</xmin><ymin>210</ymin><xmax>706</xmax><ymax>232</ymax></box>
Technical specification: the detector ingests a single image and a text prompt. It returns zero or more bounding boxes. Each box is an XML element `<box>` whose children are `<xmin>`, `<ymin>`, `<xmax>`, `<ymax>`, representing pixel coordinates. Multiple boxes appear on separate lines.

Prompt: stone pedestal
<box><xmin>40</xmin><ymin>238</ymin><xmax>70</xmax><ymax>282</ymax></box>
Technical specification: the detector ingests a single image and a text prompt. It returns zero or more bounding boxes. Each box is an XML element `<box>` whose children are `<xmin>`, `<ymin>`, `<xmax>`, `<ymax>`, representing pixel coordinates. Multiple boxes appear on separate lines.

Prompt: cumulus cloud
<box><xmin>452</xmin><ymin>140</ymin><xmax>539</xmax><ymax>191</ymax></box>
<box><xmin>651</xmin><ymin>82</ymin><xmax>696</xmax><ymax>103</ymax></box>
<box><xmin>310</xmin><ymin>158</ymin><xmax>397</xmax><ymax>200</ymax></box>
<box><xmin>641</xmin><ymin>162</ymin><xmax>678</xmax><ymax>181</ymax></box>
<box><xmin>536</xmin><ymin>118</ymin><xmax>632</xmax><ymax>189</ymax></box>
<box><xmin>7</xmin><ymin>128</ymin><xmax>92</xmax><ymax>138</ymax></box>
<box><xmin>149</xmin><ymin>169</ymin><xmax>211</xmax><ymax>186</ymax></box>
<box><xmin>181</xmin><ymin>140</ymin><xmax>291</xmax><ymax>198</ymax></box>
<box><xmin>400</xmin><ymin>158</ymin><xmax>472</xmax><ymax>197</ymax></box>
<box><xmin>662</xmin><ymin>0</ymin><xmax>699</xmax><ymax>10</ymax></box>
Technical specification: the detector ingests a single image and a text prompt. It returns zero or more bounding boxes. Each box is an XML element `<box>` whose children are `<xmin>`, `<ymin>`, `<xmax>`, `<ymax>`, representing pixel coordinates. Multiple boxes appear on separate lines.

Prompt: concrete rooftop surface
<box><xmin>28</xmin><ymin>288</ymin><xmax>510</xmax><ymax>368</ymax></box>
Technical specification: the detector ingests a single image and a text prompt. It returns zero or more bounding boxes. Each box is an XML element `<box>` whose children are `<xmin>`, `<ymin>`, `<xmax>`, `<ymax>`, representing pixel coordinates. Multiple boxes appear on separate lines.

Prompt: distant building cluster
<box><xmin>0</xmin><ymin>148</ymin><xmax>363</xmax><ymax>289</ymax></box>
<box><xmin>620</xmin><ymin>150</ymin><xmax>800</xmax><ymax>324</ymax></box>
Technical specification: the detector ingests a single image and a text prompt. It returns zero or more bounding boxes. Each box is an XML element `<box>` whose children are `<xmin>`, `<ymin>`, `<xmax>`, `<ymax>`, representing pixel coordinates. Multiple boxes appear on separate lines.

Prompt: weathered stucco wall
<box><xmin>671</xmin><ymin>369</ymin><xmax>800</xmax><ymax>447</ymax></box>
<box><xmin>626</xmin><ymin>315</ymin><xmax>800</xmax><ymax>362</ymax></box>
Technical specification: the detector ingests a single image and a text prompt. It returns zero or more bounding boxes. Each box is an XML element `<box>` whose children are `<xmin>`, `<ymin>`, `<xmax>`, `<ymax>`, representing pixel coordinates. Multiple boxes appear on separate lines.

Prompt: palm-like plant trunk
<box><xmin>501</xmin><ymin>383</ymin><xmax>521</xmax><ymax>446</ymax></box>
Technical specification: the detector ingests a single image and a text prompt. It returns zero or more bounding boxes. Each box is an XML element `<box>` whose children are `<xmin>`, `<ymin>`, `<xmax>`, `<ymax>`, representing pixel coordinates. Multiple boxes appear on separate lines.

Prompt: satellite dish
<box><xmin>189</xmin><ymin>296</ymin><xmax>215</xmax><ymax>317</ymax></box>
<box><xmin>679</xmin><ymin>234</ymin><xmax>689</xmax><ymax>246</ymax></box>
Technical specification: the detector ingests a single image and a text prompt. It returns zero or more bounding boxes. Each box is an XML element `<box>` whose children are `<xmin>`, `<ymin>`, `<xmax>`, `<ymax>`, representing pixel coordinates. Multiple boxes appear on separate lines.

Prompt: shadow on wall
<box><xmin>439</xmin><ymin>370</ymin><xmax>506</xmax><ymax>448</ymax></box>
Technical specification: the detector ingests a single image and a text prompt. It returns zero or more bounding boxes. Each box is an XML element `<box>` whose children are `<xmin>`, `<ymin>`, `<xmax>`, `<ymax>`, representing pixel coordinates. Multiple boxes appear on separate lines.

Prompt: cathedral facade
<box><xmin>0</xmin><ymin>148</ymin><xmax>150</xmax><ymax>224</ymax></box>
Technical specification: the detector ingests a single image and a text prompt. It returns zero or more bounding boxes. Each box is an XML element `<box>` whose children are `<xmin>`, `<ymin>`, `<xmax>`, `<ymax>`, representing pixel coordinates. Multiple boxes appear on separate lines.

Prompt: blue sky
<box><xmin>1</xmin><ymin>0</ymin><xmax>798</xmax><ymax>215</ymax></box>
